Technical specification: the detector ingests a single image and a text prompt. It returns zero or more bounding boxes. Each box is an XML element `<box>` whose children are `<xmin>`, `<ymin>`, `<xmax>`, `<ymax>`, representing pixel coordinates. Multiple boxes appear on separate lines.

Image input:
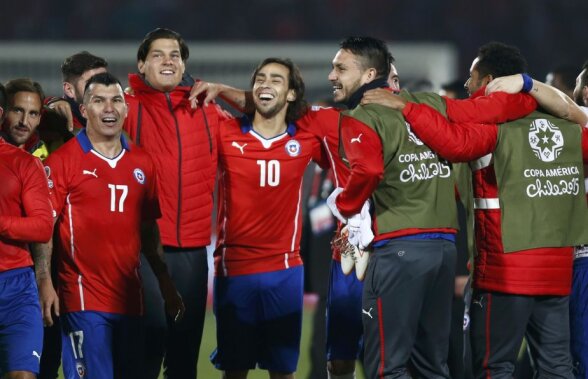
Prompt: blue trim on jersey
<box><xmin>76</xmin><ymin>128</ymin><xmax>131</xmax><ymax>153</ymax></box>
<box><xmin>373</xmin><ymin>232</ymin><xmax>455</xmax><ymax>248</ymax></box>
<box><xmin>239</xmin><ymin>115</ymin><xmax>297</xmax><ymax>136</ymax></box>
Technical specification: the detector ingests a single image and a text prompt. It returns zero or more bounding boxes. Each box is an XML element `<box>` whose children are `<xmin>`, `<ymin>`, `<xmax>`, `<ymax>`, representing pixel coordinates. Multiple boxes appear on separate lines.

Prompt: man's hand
<box><xmin>347</xmin><ymin>200</ymin><xmax>374</xmax><ymax>249</ymax></box>
<box><xmin>38</xmin><ymin>278</ymin><xmax>59</xmax><ymax>327</ymax></box>
<box><xmin>158</xmin><ymin>274</ymin><xmax>185</xmax><ymax>322</ymax></box>
<box><xmin>485</xmin><ymin>74</ymin><xmax>524</xmax><ymax>95</ymax></box>
<box><xmin>326</xmin><ymin>188</ymin><xmax>346</xmax><ymax>224</ymax></box>
<box><xmin>189</xmin><ymin>81</ymin><xmax>224</xmax><ymax>109</ymax></box>
<box><xmin>47</xmin><ymin>99</ymin><xmax>74</xmax><ymax>132</ymax></box>
<box><xmin>361</xmin><ymin>88</ymin><xmax>407</xmax><ymax>111</ymax></box>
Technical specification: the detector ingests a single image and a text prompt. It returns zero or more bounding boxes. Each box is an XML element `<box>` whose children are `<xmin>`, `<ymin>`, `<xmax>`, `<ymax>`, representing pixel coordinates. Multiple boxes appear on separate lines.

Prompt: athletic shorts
<box><xmin>211</xmin><ymin>265</ymin><xmax>304</xmax><ymax>373</ymax></box>
<box><xmin>61</xmin><ymin>311</ymin><xmax>143</xmax><ymax>379</ymax></box>
<box><xmin>326</xmin><ymin>260</ymin><xmax>363</xmax><ymax>361</ymax></box>
<box><xmin>0</xmin><ymin>267</ymin><xmax>43</xmax><ymax>376</ymax></box>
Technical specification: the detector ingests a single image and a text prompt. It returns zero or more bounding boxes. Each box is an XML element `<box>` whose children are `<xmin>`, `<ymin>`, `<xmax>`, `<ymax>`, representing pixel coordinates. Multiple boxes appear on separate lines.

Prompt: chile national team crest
<box><xmin>285</xmin><ymin>140</ymin><xmax>301</xmax><ymax>157</ymax></box>
<box><xmin>133</xmin><ymin>168</ymin><xmax>146</xmax><ymax>184</ymax></box>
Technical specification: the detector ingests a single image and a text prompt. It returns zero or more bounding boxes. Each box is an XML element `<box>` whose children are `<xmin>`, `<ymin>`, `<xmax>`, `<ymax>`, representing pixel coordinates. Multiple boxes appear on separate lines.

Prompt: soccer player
<box><xmin>123</xmin><ymin>28</ymin><xmax>231</xmax><ymax>378</ymax></box>
<box><xmin>211</xmin><ymin>57</ymin><xmax>328</xmax><ymax>379</ymax></box>
<box><xmin>378</xmin><ymin>43</ymin><xmax>588</xmax><ymax>379</ymax></box>
<box><xmin>37</xmin><ymin>51</ymin><xmax>108</xmax><ymax>379</ymax></box>
<box><xmin>0</xmin><ymin>78</ymin><xmax>46</xmax><ymax>158</ymax></box>
<box><xmin>0</xmin><ymin>87</ymin><xmax>53</xmax><ymax>378</ymax></box>
<box><xmin>40</xmin><ymin>72</ymin><xmax>184</xmax><ymax>379</ymax></box>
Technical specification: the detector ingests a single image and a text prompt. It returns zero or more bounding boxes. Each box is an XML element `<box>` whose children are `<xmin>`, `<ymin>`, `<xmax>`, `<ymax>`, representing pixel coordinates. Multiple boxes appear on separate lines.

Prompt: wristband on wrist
<box><xmin>521</xmin><ymin>73</ymin><xmax>533</xmax><ymax>93</ymax></box>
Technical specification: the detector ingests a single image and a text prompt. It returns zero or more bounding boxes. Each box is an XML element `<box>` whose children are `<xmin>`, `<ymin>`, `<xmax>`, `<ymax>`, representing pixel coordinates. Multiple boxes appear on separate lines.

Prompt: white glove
<box><xmin>347</xmin><ymin>200</ymin><xmax>374</xmax><ymax>249</ymax></box>
<box><xmin>326</xmin><ymin>187</ymin><xmax>346</xmax><ymax>224</ymax></box>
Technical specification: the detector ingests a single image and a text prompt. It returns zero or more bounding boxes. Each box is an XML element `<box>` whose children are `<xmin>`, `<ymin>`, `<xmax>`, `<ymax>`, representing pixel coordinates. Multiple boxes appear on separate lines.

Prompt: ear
<box><xmin>286</xmin><ymin>89</ymin><xmax>296</xmax><ymax>102</ymax></box>
<box><xmin>364</xmin><ymin>68</ymin><xmax>377</xmax><ymax>83</ymax></box>
<box><xmin>63</xmin><ymin>82</ymin><xmax>75</xmax><ymax>99</ymax></box>
<box><xmin>137</xmin><ymin>60</ymin><xmax>145</xmax><ymax>74</ymax></box>
<box><xmin>482</xmin><ymin>74</ymin><xmax>494</xmax><ymax>87</ymax></box>
<box><xmin>80</xmin><ymin>103</ymin><xmax>87</xmax><ymax>119</ymax></box>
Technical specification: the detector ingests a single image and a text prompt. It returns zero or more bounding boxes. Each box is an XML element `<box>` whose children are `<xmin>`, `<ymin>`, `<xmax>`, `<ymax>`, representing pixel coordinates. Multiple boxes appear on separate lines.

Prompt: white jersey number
<box><xmin>257</xmin><ymin>160</ymin><xmax>280</xmax><ymax>187</ymax></box>
<box><xmin>108</xmin><ymin>184</ymin><xmax>128</xmax><ymax>212</ymax></box>
<box><xmin>69</xmin><ymin>330</ymin><xmax>84</xmax><ymax>359</ymax></box>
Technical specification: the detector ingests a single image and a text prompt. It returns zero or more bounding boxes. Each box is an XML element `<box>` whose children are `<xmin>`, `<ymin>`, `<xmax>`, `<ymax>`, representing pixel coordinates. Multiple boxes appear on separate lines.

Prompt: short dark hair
<box><xmin>475</xmin><ymin>42</ymin><xmax>528</xmax><ymax>79</ymax></box>
<box><xmin>61</xmin><ymin>51</ymin><xmax>108</xmax><ymax>83</ymax></box>
<box><xmin>250</xmin><ymin>57</ymin><xmax>308</xmax><ymax>123</ymax></box>
<box><xmin>137</xmin><ymin>28</ymin><xmax>189</xmax><ymax>62</ymax></box>
<box><xmin>4</xmin><ymin>78</ymin><xmax>44</xmax><ymax>107</ymax></box>
<box><xmin>339</xmin><ymin>36</ymin><xmax>393</xmax><ymax>80</ymax></box>
<box><xmin>83</xmin><ymin>72</ymin><xmax>123</xmax><ymax>103</ymax></box>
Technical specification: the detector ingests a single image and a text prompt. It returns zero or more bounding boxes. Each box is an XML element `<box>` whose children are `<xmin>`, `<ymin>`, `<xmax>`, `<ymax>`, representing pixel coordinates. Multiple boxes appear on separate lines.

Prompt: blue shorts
<box><xmin>326</xmin><ymin>260</ymin><xmax>363</xmax><ymax>361</ymax></box>
<box><xmin>0</xmin><ymin>267</ymin><xmax>43</xmax><ymax>376</ymax></box>
<box><xmin>61</xmin><ymin>311</ymin><xmax>144</xmax><ymax>379</ymax></box>
<box><xmin>211</xmin><ymin>266</ymin><xmax>303</xmax><ymax>373</ymax></box>
<box><xmin>571</xmin><ymin>256</ymin><xmax>588</xmax><ymax>377</ymax></box>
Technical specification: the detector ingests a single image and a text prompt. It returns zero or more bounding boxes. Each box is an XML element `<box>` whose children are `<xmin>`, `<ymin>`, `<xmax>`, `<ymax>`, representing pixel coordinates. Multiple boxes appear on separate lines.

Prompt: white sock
<box><xmin>327</xmin><ymin>370</ymin><xmax>356</xmax><ymax>379</ymax></box>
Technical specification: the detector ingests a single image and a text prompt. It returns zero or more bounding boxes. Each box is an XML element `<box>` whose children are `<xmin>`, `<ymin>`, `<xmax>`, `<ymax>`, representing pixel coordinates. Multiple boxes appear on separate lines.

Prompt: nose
<box><xmin>103</xmin><ymin>100</ymin><xmax>115</xmax><ymax>112</ymax></box>
<box><xmin>328</xmin><ymin>69</ymin><xmax>336</xmax><ymax>81</ymax></box>
<box><xmin>464</xmin><ymin>78</ymin><xmax>470</xmax><ymax>91</ymax></box>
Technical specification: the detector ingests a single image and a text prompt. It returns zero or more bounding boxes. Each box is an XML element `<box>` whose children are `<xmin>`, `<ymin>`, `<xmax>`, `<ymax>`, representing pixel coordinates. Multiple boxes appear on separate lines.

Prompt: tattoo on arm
<box><xmin>31</xmin><ymin>241</ymin><xmax>53</xmax><ymax>281</ymax></box>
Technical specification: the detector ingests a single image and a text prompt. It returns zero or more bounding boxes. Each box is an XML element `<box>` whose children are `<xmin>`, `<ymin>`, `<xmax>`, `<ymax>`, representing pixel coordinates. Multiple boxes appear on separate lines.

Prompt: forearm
<box><xmin>31</xmin><ymin>240</ymin><xmax>53</xmax><ymax>282</ymax></box>
<box><xmin>529</xmin><ymin>80</ymin><xmax>588</xmax><ymax>126</ymax></box>
<box><xmin>141</xmin><ymin>221</ymin><xmax>168</xmax><ymax>278</ymax></box>
<box><xmin>219</xmin><ymin>85</ymin><xmax>254</xmax><ymax>114</ymax></box>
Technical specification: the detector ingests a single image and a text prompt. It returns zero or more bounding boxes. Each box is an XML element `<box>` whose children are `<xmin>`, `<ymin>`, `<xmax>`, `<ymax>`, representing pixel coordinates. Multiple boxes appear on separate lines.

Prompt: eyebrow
<box><xmin>256</xmin><ymin>73</ymin><xmax>286</xmax><ymax>80</ymax></box>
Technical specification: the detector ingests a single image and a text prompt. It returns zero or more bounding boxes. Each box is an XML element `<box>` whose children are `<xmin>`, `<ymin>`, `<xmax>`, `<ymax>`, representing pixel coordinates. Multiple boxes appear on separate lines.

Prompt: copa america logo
<box><xmin>528</xmin><ymin>118</ymin><xmax>564</xmax><ymax>162</ymax></box>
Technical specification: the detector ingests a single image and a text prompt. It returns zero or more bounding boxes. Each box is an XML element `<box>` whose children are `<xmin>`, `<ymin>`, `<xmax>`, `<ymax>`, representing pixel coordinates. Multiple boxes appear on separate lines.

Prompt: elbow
<box><xmin>36</xmin><ymin>220</ymin><xmax>54</xmax><ymax>243</ymax></box>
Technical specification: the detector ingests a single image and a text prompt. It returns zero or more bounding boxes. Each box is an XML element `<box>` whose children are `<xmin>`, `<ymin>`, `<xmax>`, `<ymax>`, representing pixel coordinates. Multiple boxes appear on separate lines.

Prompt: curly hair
<box><xmin>475</xmin><ymin>41</ymin><xmax>527</xmax><ymax>78</ymax></box>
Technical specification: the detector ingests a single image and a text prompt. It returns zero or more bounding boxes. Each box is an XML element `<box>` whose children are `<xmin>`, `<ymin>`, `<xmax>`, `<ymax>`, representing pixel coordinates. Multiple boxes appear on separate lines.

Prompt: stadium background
<box><xmin>1</xmin><ymin>0</ymin><xmax>584</xmax><ymax>377</ymax></box>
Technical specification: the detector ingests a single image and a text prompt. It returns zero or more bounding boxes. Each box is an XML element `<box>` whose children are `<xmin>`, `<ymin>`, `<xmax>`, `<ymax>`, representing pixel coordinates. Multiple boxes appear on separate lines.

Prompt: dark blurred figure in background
<box><xmin>545</xmin><ymin>64</ymin><xmax>577</xmax><ymax>99</ymax></box>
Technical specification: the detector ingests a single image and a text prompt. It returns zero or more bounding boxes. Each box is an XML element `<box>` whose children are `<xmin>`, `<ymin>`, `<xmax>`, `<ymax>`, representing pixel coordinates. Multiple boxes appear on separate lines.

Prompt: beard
<box><xmin>255</xmin><ymin>98</ymin><xmax>288</xmax><ymax>120</ymax></box>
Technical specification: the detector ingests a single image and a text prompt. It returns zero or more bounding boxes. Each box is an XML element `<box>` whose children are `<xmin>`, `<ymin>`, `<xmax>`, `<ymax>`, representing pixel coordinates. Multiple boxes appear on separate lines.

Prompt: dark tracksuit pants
<box><xmin>469</xmin><ymin>290</ymin><xmax>574</xmax><ymax>379</ymax></box>
<box><xmin>141</xmin><ymin>247</ymin><xmax>209</xmax><ymax>379</ymax></box>
<box><xmin>362</xmin><ymin>239</ymin><xmax>456</xmax><ymax>379</ymax></box>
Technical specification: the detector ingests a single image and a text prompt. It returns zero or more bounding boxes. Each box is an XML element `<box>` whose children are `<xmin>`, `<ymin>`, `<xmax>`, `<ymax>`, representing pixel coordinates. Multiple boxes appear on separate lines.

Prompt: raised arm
<box><xmin>189</xmin><ymin>81</ymin><xmax>254</xmax><ymax>113</ymax></box>
<box><xmin>486</xmin><ymin>74</ymin><xmax>588</xmax><ymax>126</ymax></box>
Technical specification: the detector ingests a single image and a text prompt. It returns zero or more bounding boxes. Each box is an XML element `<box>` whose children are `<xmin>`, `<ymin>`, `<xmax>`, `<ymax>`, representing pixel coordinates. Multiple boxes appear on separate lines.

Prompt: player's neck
<box><xmin>252</xmin><ymin>113</ymin><xmax>287</xmax><ymax>139</ymax></box>
<box><xmin>86</xmin><ymin>128</ymin><xmax>123</xmax><ymax>158</ymax></box>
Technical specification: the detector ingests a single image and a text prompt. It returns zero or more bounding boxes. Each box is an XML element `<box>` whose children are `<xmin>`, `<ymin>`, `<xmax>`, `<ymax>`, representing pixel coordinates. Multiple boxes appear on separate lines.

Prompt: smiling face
<box><xmin>252</xmin><ymin>62</ymin><xmax>295</xmax><ymax>120</ymax></box>
<box><xmin>464</xmin><ymin>57</ymin><xmax>490</xmax><ymax>96</ymax></box>
<box><xmin>328</xmin><ymin>49</ymin><xmax>372</xmax><ymax>103</ymax></box>
<box><xmin>138</xmin><ymin>38</ymin><xmax>186</xmax><ymax>92</ymax></box>
<box><xmin>2</xmin><ymin>91</ymin><xmax>42</xmax><ymax>147</ymax></box>
<box><xmin>81</xmin><ymin>83</ymin><xmax>128</xmax><ymax>139</ymax></box>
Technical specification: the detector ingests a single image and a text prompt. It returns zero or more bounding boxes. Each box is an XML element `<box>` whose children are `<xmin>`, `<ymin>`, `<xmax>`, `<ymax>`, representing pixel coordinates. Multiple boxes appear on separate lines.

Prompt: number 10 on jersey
<box><xmin>257</xmin><ymin>160</ymin><xmax>280</xmax><ymax>187</ymax></box>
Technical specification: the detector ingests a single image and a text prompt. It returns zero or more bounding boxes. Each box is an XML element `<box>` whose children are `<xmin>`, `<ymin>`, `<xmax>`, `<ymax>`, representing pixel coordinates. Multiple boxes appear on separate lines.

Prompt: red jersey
<box><xmin>45</xmin><ymin>130</ymin><xmax>160</xmax><ymax>315</ymax></box>
<box><xmin>297</xmin><ymin>106</ymin><xmax>349</xmax><ymax>260</ymax></box>
<box><xmin>215</xmin><ymin>117</ymin><xmax>327</xmax><ymax>277</ymax></box>
<box><xmin>0</xmin><ymin>138</ymin><xmax>53</xmax><ymax>272</ymax></box>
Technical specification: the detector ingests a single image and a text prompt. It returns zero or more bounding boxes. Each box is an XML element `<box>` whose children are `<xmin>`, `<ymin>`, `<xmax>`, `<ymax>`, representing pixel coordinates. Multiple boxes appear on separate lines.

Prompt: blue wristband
<box><xmin>521</xmin><ymin>73</ymin><xmax>533</xmax><ymax>93</ymax></box>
